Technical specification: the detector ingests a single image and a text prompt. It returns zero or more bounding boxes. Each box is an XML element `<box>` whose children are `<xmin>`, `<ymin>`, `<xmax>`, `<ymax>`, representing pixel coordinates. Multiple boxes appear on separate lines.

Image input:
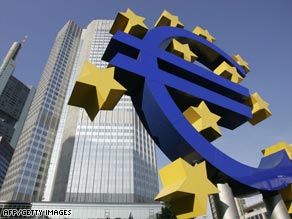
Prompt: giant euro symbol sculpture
<box><xmin>69</xmin><ymin>9</ymin><xmax>292</xmax><ymax>218</ymax></box>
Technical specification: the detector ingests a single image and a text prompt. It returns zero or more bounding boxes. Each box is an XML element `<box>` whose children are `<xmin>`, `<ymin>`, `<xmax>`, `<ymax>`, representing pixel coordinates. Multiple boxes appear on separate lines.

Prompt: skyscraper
<box><xmin>0</xmin><ymin>21</ymin><xmax>82</xmax><ymax>202</ymax></box>
<box><xmin>0</xmin><ymin>42</ymin><xmax>22</xmax><ymax>94</ymax></box>
<box><xmin>0</xmin><ymin>41</ymin><xmax>35</xmax><ymax>148</ymax></box>
<box><xmin>1</xmin><ymin>18</ymin><xmax>158</xmax><ymax>205</ymax></box>
<box><xmin>0</xmin><ymin>41</ymin><xmax>35</xmax><ymax>190</ymax></box>
<box><xmin>44</xmin><ymin>20</ymin><xmax>159</xmax><ymax>203</ymax></box>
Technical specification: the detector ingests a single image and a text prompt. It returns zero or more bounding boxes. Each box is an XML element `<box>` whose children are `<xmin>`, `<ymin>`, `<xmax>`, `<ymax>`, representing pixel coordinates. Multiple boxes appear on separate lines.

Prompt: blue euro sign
<box><xmin>103</xmin><ymin>26</ymin><xmax>292</xmax><ymax>194</ymax></box>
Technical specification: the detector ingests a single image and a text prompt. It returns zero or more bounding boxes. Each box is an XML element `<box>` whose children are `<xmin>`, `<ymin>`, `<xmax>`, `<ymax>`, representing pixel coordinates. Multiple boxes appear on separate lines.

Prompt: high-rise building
<box><xmin>0</xmin><ymin>42</ymin><xmax>22</xmax><ymax>94</ymax></box>
<box><xmin>44</xmin><ymin>19</ymin><xmax>159</xmax><ymax>204</ymax></box>
<box><xmin>0</xmin><ymin>41</ymin><xmax>35</xmax><ymax>190</ymax></box>
<box><xmin>1</xmin><ymin>19</ymin><xmax>158</xmax><ymax>206</ymax></box>
<box><xmin>0</xmin><ymin>21</ymin><xmax>82</xmax><ymax>202</ymax></box>
<box><xmin>0</xmin><ymin>19</ymin><xmax>160</xmax><ymax>219</ymax></box>
<box><xmin>0</xmin><ymin>42</ymin><xmax>35</xmax><ymax>148</ymax></box>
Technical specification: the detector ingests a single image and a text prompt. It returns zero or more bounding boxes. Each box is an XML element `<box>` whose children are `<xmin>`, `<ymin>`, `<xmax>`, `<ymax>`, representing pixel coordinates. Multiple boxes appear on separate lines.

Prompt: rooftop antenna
<box><xmin>21</xmin><ymin>35</ymin><xmax>28</xmax><ymax>47</ymax></box>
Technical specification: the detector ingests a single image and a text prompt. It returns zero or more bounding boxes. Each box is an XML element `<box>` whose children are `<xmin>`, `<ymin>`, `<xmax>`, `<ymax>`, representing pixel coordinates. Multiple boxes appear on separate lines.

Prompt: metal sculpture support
<box><xmin>68</xmin><ymin>9</ymin><xmax>292</xmax><ymax>218</ymax></box>
<box><xmin>209</xmin><ymin>183</ymin><xmax>240</xmax><ymax>219</ymax></box>
<box><xmin>264</xmin><ymin>193</ymin><xmax>290</xmax><ymax>219</ymax></box>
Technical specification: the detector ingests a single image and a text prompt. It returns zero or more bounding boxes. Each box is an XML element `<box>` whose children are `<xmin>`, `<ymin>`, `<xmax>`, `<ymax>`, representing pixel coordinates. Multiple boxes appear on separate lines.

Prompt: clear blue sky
<box><xmin>1</xmin><ymin>0</ymin><xmax>292</xmax><ymax>178</ymax></box>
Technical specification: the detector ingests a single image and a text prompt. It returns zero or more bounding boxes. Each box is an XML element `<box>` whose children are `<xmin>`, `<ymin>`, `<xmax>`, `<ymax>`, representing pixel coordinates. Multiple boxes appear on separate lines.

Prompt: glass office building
<box><xmin>0</xmin><ymin>21</ymin><xmax>82</xmax><ymax>202</ymax></box>
<box><xmin>1</xmin><ymin>18</ymin><xmax>158</xmax><ymax>208</ymax></box>
<box><xmin>45</xmin><ymin>20</ymin><xmax>159</xmax><ymax>203</ymax></box>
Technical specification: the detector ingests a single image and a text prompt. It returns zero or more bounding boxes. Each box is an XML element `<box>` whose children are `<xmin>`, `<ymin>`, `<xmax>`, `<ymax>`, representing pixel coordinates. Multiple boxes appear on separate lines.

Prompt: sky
<box><xmin>1</xmin><ymin>0</ymin><xmax>292</xmax><ymax>213</ymax></box>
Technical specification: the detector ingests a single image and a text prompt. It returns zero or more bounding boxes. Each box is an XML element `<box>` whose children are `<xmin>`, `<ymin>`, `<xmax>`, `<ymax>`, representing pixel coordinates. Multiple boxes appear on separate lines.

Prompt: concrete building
<box><xmin>44</xmin><ymin>19</ymin><xmax>159</xmax><ymax>204</ymax></box>
<box><xmin>243</xmin><ymin>202</ymin><xmax>268</xmax><ymax>219</ymax></box>
<box><xmin>0</xmin><ymin>21</ymin><xmax>82</xmax><ymax>202</ymax></box>
<box><xmin>236</xmin><ymin>196</ymin><xmax>269</xmax><ymax>219</ymax></box>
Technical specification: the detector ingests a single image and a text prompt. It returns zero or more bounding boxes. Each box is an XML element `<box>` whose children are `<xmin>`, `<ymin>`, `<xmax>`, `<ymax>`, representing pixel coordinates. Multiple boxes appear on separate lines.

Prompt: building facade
<box><xmin>236</xmin><ymin>197</ymin><xmax>269</xmax><ymax>219</ymax></box>
<box><xmin>44</xmin><ymin>20</ymin><xmax>159</xmax><ymax>203</ymax></box>
<box><xmin>0</xmin><ymin>201</ymin><xmax>161</xmax><ymax>219</ymax></box>
<box><xmin>0</xmin><ymin>137</ymin><xmax>14</xmax><ymax>190</ymax></box>
<box><xmin>31</xmin><ymin>202</ymin><xmax>161</xmax><ymax>219</ymax></box>
<box><xmin>0</xmin><ymin>21</ymin><xmax>82</xmax><ymax>202</ymax></box>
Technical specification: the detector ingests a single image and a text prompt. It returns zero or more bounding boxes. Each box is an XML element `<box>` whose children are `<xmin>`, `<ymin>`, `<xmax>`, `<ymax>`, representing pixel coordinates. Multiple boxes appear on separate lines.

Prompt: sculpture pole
<box><xmin>263</xmin><ymin>193</ymin><xmax>290</xmax><ymax>219</ymax></box>
<box><xmin>209</xmin><ymin>183</ymin><xmax>240</xmax><ymax>219</ymax></box>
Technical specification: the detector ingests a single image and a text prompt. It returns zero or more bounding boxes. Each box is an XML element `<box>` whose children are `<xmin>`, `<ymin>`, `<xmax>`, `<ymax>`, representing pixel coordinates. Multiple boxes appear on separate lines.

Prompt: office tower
<box><xmin>0</xmin><ymin>42</ymin><xmax>22</xmax><ymax>94</ymax></box>
<box><xmin>0</xmin><ymin>41</ymin><xmax>35</xmax><ymax>190</ymax></box>
<box><xmin>44</xmin><ymin>20</ymin><xmax>159</xmax><ymax>203</ymax></box>
<box><xmin>0</xmin><ymin>21</ymin><xmax>82</xmax><ymax>202</ymax></box>
<box><xmin>0</xmin><ymin>42</ymin><xmax>35</xmax><ymax>147</ymax></box>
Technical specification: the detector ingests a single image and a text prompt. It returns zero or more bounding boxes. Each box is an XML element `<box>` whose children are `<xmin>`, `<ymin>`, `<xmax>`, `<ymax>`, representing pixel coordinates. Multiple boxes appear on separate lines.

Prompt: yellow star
<box><xmin>232</xmin><ymin>54</ymin><xmax>250</xmax><ymax>73</ymax></box>
<box><xmin>280</xmin><ymin>184</ymin><xmax>292</xmax><ymax>202</ymax></box>
<box><xmin>279</xmin><ymin>183</ymin><xmax>292</xmax><ymax>214</ymax></box>
<box><xmin>286</xmin><ymin>202</ymin><xmax>292</xmax><ymax>215</ymax></box>
<box><xmin>110</xmin><ymin>8</ymin><xmax>148</xmax><ymax>38</ymax></box>
<box><xmin>262</xmin><ymin>141</ymin><xmax>292</xmax><ymax>160</ymax></box>
<box><xmin>245</xmin><ymin>92</ymin><xmax>272</xmax><ymax>125</ymax></box>
<box><xmin>193</xmin><ymin>26</ymin><xmax>216</xmax><ymax>43</ymax></box>
<box><xmin>68</xmin><ymin>61</ymin><xmax>126</xmax><ymax>121</ymax></box>
<box><xmin>155</xmin><ymin>10</ymin><xmax>184</xmax><ymax>28</ymax></box>
<box><xmin>213</xmin><ymin>61</ymin><xmax>243</xmax><ymax>83</ymax></box>
<box><xmin>183</xmin><ymin>101</ymin><xmax>222</xmax><ymax>142</ymax></box>
<box><xmin>155</xmin><ymin>158</ymin><xmax>219</xmax><ymax>219</ymax></box>
<box><xmin>166</xmin><ymin>39</ymin><xmax>198</xmax><ymax>62</ymax></box>
<box><xmin>284</xmin><ymin>198</ymin><xmax>292</xmax><ymax>215</ymax></box>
